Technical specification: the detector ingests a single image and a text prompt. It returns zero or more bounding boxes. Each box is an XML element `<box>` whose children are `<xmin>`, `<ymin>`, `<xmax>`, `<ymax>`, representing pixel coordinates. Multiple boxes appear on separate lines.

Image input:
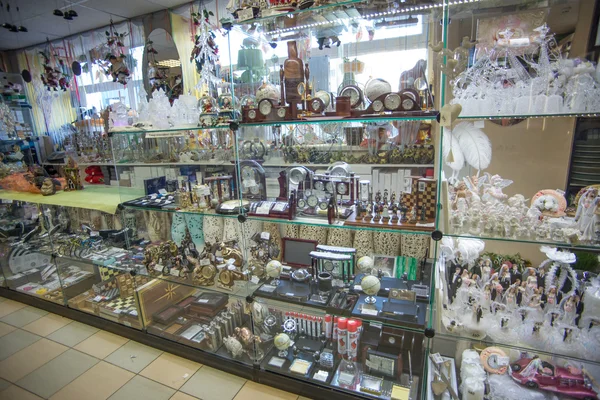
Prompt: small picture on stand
<box><xmin>373</xmin><ymin>255</ymin><xmax>397</xmax><ymax>277</ymax></box>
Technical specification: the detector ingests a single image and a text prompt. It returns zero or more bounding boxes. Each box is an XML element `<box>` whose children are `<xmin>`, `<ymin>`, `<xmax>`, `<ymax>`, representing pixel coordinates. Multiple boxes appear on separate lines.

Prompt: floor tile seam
<box><xmin>102</xmin><ymin>348</ymin><xmax>165</xmax><ymax>372</ymax></box>
<box><xmin>15</xmin><ymin>349</ymin><xmax>101</xmax><ymax>399</ymax></box>
<box><xmin>0</xmin><ymin>308</ymin><xmax>46</xmax><ymax>328</ymax></box>
<box><xmin>231</xmin><ymin>380</ymin><xmax>250</xmax><ymax>400</ymax></box>
<box><xmin>139</xmin><ymin>363</ymin><xmax>204</xmax><ymax>392</ymax></box>
<box><xmin>97</xmin><ymin>369</ymin><xmax>137</xmax><ymax>399</ymax></box>
<box><xmin>74</xmin><ymin>336</ymin><xmax>131</xmax><ymax>360</ymax></box>
<box><xmin>1</xmin><ymin>379</ymin><xmax>51</xmax><ymax>399</ymax></box>
<box><xmin>0</xmin><ymin>338</ymin><xmax>70</xmax><ymax>383</ymax></box>
<box><xmin>21</xmin><ymin>319</ymin><xmax>74</xmax><ymax>336</ymax></box>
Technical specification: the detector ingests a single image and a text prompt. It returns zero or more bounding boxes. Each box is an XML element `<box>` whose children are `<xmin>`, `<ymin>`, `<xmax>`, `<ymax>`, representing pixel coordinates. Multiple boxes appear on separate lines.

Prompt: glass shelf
<box><xmin>457</xmin><ymin>112</ymin><xmax>600</xmax><ymax>121</ymax></box>
<box><xmin>240</xmin><ymin>113</ymin><xmax>438</xmax><ymax>128</ymax></box>
<box><xmin>108</xmin><ymin>124</ymin><xmax>231</xmax><ymax>135</ymax></box>
<box><xmin>433</xmin><ymin>330</ymin><xmax>600</xmax><ymax>368</ymax></box>
<box><xmin>231</xmin><ymin>0</ymin><xmax>365</xmax><ymax>26</ymax></box>
<box><xmin>120</xmin><ymin>204</ymin><xmax>241</xmax><ymax>219</ymax></box>
<box><xmin>442</xmin><ymin>232</ymin><xmax>600</xmax><ymax>252</ymax></box>
<box><xmin>244</xmin><ymin>212</ymin><xmax>435</xmax><ymax>235</ymax></box>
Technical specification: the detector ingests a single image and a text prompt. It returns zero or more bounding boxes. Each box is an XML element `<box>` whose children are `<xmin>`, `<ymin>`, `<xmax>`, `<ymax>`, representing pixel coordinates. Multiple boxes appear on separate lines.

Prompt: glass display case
<box><xmin>1</xmin><ymin>0</ymin><xmax>600</xmax><ymax>399</ymax></box>
<box><xmin>428</xmin><ymin>0</ymin><xmax>600</xmax><ymax>399</ymax></box>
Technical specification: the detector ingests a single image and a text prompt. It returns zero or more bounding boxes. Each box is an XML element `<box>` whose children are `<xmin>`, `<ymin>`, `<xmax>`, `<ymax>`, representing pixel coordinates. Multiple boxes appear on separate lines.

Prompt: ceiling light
<box><xmin>18</xmin><ymin>26</ymin><xmax>27</xmax><ymax>32</ymax></box>
<box><xmin>156</xmin><ymin>59</ymin><xmax>181</xmax><ymax>68</ymax></box>
<box><xmin>68</xmin><ymin>10</ymin><xmax>78</xmax><ymax>17</ymax></box>
<box><xmin>53</xmin><ymin>9</ymin><xmax>64</xmax><ymax>17</ymax></box>
<box><xmin>8</xmin><ymin>25</ymin><xmax>18</xmax><ymax>32</ymax></box>
<box><xmin>64</xmin><ymin>14</ymin><xmax>73</xmax><ymax>20</ymax></box>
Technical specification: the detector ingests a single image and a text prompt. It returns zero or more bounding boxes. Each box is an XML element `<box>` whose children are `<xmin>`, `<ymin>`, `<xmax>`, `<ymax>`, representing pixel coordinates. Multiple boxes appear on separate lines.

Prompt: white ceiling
<box><xmin>0</xmin><ymin>0</ymin><xmax>192</xmax><ymax>51</ymax></box>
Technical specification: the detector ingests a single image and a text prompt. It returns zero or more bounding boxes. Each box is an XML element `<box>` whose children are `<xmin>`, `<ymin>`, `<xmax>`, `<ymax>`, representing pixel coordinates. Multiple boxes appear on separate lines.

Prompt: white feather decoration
<box><xmin>443</xmin><ymin>127</ymin><xmax>465</xmax><ymax>184</ymax></box>
<box><xmin>453</xmin><ymin>122</ymin><xmax>492</xmax><ymax>173</ymax></box>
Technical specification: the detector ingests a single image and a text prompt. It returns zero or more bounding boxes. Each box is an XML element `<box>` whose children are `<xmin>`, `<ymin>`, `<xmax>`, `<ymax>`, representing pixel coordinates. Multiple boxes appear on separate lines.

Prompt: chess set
<box><xmin>345</xmin><ymin>177</ymin><xmax>437</xmax><ymax>232</ymax></box>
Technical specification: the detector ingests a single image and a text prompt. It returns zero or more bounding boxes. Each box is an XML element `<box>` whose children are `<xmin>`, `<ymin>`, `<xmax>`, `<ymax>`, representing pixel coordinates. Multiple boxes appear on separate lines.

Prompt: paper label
<box><xmin>237</xmin><ymin>7</ymin><xmax>254</xmax><ymax>21</ymax></box>
<box><xmin>256</xmin><ymin>202</ymin><xmax>273</xmax><ymax>215</ymax></box>
<box><xmin>200</xmin><ymin>259</ymin><xmax>211</xmax><ymax>266</ymax></box>
<box><xmin>361</xmin><ymin>308</ymin><xmax>379</xmax><ymax>316</ymax></box>
<box><xmin>250</xmin><ymin>276</ymin><xmax>260</xmax><ymax>284</ymax></box>
<box><xmin>170</xmin><ymin>268</ymin><xmax>180</xmax><ymax>277</ymax></box>
<box><xmin>354</xmin><ymin>285</ymin><xmax>362</xmax><ymax>291</ymax></box>
<box><xmin>196</xmin><ymin>299</ymin><xmax>209</xmax><ymax>303</ymax></box>
<box><xmin>145</xmin><ymin>132</ymin><xmax>185</xmax><ymax>139</ymax></box>
<box><xmin>219</xmin><ymin>202</ymin><xmax>235</xmax><ymax>210</ymax></box>
<box><xmin>313</xmin><ymin>370</ymin><xmax>329</xmax><ymax>382</ymax></box>
<box><xmin>154</xmin><ymin>264</ymin><xmax>164</xmax><ymax>272</ymax></box>
<box><xmin>260</xmin><ymin>232</ymin><xmax>270</xmax><ymax>240</ymax></box>
<box><xmin>158</xmin><ymin>189</ymin><xmax>168</xmax><ymax>195</ymax></box>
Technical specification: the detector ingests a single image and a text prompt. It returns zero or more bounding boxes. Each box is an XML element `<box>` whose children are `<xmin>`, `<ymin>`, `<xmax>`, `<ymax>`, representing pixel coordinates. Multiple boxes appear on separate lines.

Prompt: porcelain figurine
<box><xmin>575</xmin><ymin>188</ymin><xmax>599</xmax><ymax>241</ymax></box>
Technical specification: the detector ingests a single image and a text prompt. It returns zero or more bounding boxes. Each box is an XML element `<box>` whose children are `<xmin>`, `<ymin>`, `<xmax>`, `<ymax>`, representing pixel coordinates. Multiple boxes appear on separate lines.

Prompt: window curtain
<box><xmin>170</xmin><ymin>8</ymin><xmax>200</xmax><ymax>97</ymax></box>
<box><xmin>16</xmin><ymin>48</ymin><xmax>76</xmax><ymax>140</ymax></box>
<box><xmin>13</xmin><ymin>19</ymin><xmax>145</xmax><ymax>143</ymax></box>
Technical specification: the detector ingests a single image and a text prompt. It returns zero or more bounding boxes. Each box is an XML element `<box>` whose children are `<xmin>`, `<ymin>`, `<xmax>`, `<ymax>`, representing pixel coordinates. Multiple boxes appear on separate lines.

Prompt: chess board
<box><xmin>98</xmin><ymin>266</ymin><xmax>121</xmax><ymax>281</ymax></box>
<box><xmin>416</xmin><ymin>178</ymin><xmax>437</xmax><ymax>219</ymax></box>
<box><xmin>101</xmin><ymin>296</ymin><xmax>138</xmax><ymax>317</ymax></box>
<box><xmin>404</xmin><ymin>177</ymin><xmax>437</xmax><ymax>219</ymax></box>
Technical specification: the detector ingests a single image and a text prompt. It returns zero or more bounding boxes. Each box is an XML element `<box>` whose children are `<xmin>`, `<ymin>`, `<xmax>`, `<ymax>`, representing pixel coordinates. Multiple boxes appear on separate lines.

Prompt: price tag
<box><xmin>219</xmin><ymin>202</ymin><xmax>235</xmax><ymax>210</ymax></box>
<box><xmin>313</xmin><ymin>370</ymin><xmax>329</xmax><ymax>382</ymax></box>
<box><xmin>260</xmin><ymin>232</ymin><xmax>270</xmax><ymax>241</ymax></box>
<box><xmin>170</xmin><ymin>268</ymin><xmax>180</xmax><ymax>277</ymax></box>
<box><xmin>154</xmin><ymin>264</ymin><xmax>164</xmax><ymax>272</ymax></box>
<box><xmin>250</xmin><ymin>276</ymin><xmax>260</xmax><ymax>284</ymax></box>
<box><xmin>196</xmin><ymin>299</ymin><xmax>209</xmax><ymax>303</ymax></box>
<box><xmin>361</xmin><ymin>308</ymin><xmax>379</xmax><ymax>316</ymax></box>
<box><xmin>200</xmin><ymin>259</ymin><xmax>211</xmax><ymax>266</ymax></box>
<box><xmin>237</xmin><ymin>7</ymin><xmax>254</xmax><ymax>21</ymax></box>
<box><xmin>256</xmin><ymin>202</ymin><xmax>273</xmax><ymax>215</ymax></box>
<box><xmin>90</xmin><ymin>231</ymin><xmax>99</xmax><ymax>237</ymax></box>
<box><xmin>354</xmin><ymin>285</ymin><xmax>362</xmax><ymax>291</ymax></box>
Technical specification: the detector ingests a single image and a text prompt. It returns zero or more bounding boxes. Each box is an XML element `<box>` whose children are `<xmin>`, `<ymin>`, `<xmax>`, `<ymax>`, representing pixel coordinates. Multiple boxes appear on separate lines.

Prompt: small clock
<box><xmin>318</xmin><ymin>201</ymin><xmax>328</xmax><ymax>210</ymax></box>
<box><xmin>298</xmin><ymin>199</ymin><xmax>307</xmax><ymax>208</ymax></box>
<box><xmin>384</xmin><ymin>93</ymin><xmax>401</xmax><ymax>111</ymax></box>
<box><xmin>248</xmin><ymin>109</ymin><xmax>257</xmax><ymax>120</ymax></box>
<box><xmin>258</xmin><ymin>98</ymin><xmax>273</xmax><ymax>116</ymax></box>
<box><xmin>339</xmin><ymin>85</ymin><xmax>364</xmax><ymax>109</ymax></box>
<box><xmin>402</xmin><ymin>97</ymin><xmax>415</xmax><ymax>110</ymax></box>
<box><xmin>307</xmin><ymin>195</ymin><xmax>319</xmax><ymax>208</ymax></box>
<box><xmin>336</xmin><ymin>182</ymin><xmax>348</xmax><ymax>195</ymax></box>
<box><xmin>314</xmin><ymin>181</ymin><xmax>325</xmax><ymax>191</ymax></box>
<box><xmin>308</xmin><ymin>98</ymin><xmax>324</xmax><ymax>114</ymax></box>
<box><xmin>276</xmin><ymin>107</ymin><xmax>288</xmax><ymax>119</ymax></box>
<box><xmin>399</xmin><ymin>89</ymin><xmax>421</xmax><ymax>111</ymax></box>
<box><xmin>372</xmin><ymin>100</ymin><xmax>384</xmax><ymax>113</ymax></box>
<box><xmin>323</xmin><ymin>260</ymin><xmax>334</xmax><ymax>272</ymax></box>
<box><xmin>325</xmin><ymin>181</ymin><xmax>334</xmax><ymax>193</ymax></box>
<box><xmin>239</xmin><ymin>160</ymin><xmax>267</xmax><ymax>201</ymax></box>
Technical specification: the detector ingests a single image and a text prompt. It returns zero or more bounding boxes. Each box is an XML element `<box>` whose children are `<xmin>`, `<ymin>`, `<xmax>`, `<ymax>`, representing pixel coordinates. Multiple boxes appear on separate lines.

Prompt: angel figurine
<box><xmin>574</xmin><ymin>188</ymin><xmax>599</xmax><ymax>241</ymax></box>
<box><xmin>482</xmin><ymin>174</ymin><xmax>513</xmax><ymax>204</ymax></box>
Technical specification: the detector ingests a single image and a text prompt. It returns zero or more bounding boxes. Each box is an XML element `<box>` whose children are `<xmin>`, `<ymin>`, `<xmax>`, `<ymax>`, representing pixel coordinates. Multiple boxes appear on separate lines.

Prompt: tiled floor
<box><xmin>0</xmin><ymin>297</ymin><xmax>309</xmax><ymax>400</ymax></box>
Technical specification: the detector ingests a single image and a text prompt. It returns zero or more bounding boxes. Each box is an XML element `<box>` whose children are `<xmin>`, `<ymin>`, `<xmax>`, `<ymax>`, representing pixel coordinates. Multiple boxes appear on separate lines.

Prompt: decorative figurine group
<box><xmin>449</xmin><ymin>173</ymin><xmax>600</xmax><ymax>244</ymax></box>
<box><xmin>441</xmin><ymin>238</ymin><xmax>600</xmax><ymax>362</ymax></box>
